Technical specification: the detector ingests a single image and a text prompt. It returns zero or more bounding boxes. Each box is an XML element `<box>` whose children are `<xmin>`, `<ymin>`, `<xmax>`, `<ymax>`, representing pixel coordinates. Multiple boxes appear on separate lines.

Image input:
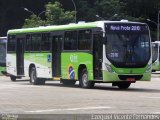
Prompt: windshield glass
<box><xmin>152</xmin><ymin>43</ymin><xmax>158</xmax><ymax>63</ymax></box>
<box><xmin>105</xmin><ymin>24</ymin><xmax>150</xmax><ymax>68</ymax></box>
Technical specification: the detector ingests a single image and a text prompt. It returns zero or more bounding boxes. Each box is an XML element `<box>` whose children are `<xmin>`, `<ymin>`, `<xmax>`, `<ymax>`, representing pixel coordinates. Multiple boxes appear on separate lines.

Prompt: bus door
<box><xmin>52</xmin><ymin>35</ymin><xmax>62</xmax><ymax>77</ymax></box>
<box><xmin>16</xmin><ymin>37</ymin><xmax>24</xmax><ymax>76</ymax></box>
<box><xmin>93</xmin><ymin>33</ymin><xmax>103</xmax><ymax>79</ymax></box>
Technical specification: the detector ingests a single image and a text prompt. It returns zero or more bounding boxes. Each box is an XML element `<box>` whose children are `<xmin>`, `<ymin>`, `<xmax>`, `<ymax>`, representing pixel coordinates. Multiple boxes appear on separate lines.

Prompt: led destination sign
<box><xmin>105</xmin><ymin>24</ymin><xmax>148</xmax><ymax>32</ymax></box>
<box><xmin>110</xmin><ymin>25</ymin><xmax>140</xmax><ymax>31</ymax></box>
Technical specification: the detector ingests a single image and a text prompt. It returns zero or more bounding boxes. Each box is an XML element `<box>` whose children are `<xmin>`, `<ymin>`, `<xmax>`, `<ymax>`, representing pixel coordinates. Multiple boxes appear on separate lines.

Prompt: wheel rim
<box><xmin>82</xmin><ymin>73</ymin><xmax>88</xmax><ymax>86</ymax></box>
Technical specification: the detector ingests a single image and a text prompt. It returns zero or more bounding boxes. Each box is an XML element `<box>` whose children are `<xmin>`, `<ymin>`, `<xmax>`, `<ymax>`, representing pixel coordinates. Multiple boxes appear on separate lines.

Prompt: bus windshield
<box><xmin>105</xmin><ymin>24</ymin><xmax>150</xmax><ymax>68</ymax></box>
<box><xmin>152</xmin><ymin>43</ymin><xmax>158</xmax><ymax>63</ymax></box>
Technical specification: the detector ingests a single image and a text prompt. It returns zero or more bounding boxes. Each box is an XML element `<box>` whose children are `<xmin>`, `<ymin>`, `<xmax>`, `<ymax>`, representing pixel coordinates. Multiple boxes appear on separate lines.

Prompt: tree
<box><xmin>23</xmin><ymin>15</ymin><xmax>46</xmax><ymax>28</ymax></box>
<box><xmin>23</xmin><ymin>1</ymin><xmax>75</xmax><ymax>28</ymax></box>
<box><xmin>76</xmin><ymin>0</ymin><xmax>97</xmax><ymax>22</ymax></box>
<box><xmin>45</xmin><ymin>1</ymin><xmax>75</xmax><ymax>25</ymax></box>
<box><xmin>95</xmin><ymin>0</ymin><xmax>121</xmax><ymax>20</ymax></box>
<box><xmin>0</xmin><ymin>0</ymin><xmax>160</xmax><ymax>36</ymax></box>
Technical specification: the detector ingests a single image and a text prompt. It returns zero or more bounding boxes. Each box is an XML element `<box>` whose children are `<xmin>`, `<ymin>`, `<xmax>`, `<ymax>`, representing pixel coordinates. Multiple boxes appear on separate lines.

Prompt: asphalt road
<box><xmin>0</xmin><ymin>73</ymin><xmax>160</xmax><ymax>116</ymax></box>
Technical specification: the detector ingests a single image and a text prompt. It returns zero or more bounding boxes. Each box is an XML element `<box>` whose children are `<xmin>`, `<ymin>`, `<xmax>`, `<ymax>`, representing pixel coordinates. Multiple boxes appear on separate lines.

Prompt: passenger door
<box><xmin>16</xmin><ymin>37</ymin><xmax>24</xmax><ymax>76</ymax></box>
<box><xmin>52</xmin><ymin>35</ymin><xmax>63</xmax><ymax>77</ymax></box>
<box><xmin>93</xmin><ymin>33</ymin><xmax>103</xmax><ymax>79</ymax></box>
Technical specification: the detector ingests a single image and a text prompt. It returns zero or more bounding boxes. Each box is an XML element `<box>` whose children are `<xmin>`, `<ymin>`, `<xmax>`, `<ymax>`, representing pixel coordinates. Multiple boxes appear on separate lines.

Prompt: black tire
<box><xmin>117</xmin><ymin>82</ymin><xmax>131</xmax><ymax>89</ymax></box>
<box><xmin>38</xmin><ymin>78</ymin><xmax>46</xmax><ymax>85</ymax></box>
<box><xmin>79</xmin><ymin>69</ymin><xmax>94</xmax><ymax>88</ymax></box>
<box><xmin>61</xmin><ymin>80</ymin><xmax>76</xmax><ymax>86</ymax></box>
<box><xmin>152</xmin><ymin>70</ymin><xmax>156</xmax><ymax>72</ymax></box>
<box><xmin>30</xmin><ymin>67</ymin><xmax>45</xmax><ymax>85</ymax></box>
<box><xmin>10</xmin><ymin>76</ymin><xmax>16</xmax><ymax>82</ymax></box>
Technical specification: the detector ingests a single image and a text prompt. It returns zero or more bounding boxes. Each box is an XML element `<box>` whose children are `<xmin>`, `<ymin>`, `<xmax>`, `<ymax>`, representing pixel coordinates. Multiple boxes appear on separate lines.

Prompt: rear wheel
<box><xmin>30</xmin><ymin>67</ymin><xmax>45</xmax><ymax>85</ymax></box>
<box><xmin>79</xmin><ymin>69</ymin><xmax>94</xmax><ymax>88</ymax></box>
<box><xmin>117</xmin><ymin>82</ymin><xmax>131</xmax><ymax>89</ymax></box>
<box><xmin>10</xmin><ymin>76</ymin><xmax>16</xmax><ymax>82</ymax></box>
<box><xmin>152</xmin><ymin>70</ymin><xmax>156</xmax><ymax>72</ymax></box>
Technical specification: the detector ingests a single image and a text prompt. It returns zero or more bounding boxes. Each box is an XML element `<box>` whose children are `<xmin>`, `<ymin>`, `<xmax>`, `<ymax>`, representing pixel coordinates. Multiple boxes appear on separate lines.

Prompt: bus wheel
<box><xmin>152</xmin><ymin>70</ymin><xmax>156</xmax><ymax>72</ymax></box>
<box><xmin>38</xmin><ymin>78</ymin><xmax>46</xmax><ymax>85</ymax></box>
<box><xmin>30</xmin><ymin>67</ymin><xmax>43</xmax><ymax>85</ymax></box>
<box><xmin>10</xmin><ymin>76</ymin><xmax>16</xmax><ymax>82</ymax></box>
<box><xmin>80</xmin><ymin>69</ymin><xmax>94</xmax><ymax>88</ymax></box>
<box><xmin>117</xmin><ymin>82</ymin><xmax>131</xmax><ymax>89</ymax></box>
<box><xmin>61</xmin><ymin>80</ymin><xmax>76</xmax><ymax>86</ymax></box>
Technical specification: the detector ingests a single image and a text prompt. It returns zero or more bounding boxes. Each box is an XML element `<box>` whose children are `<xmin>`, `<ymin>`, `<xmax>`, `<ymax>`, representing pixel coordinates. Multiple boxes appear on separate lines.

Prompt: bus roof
<box><xmin>7</xmin><ymin>21</ymin><xmax>147</xmax><ymax>35</ymax></box>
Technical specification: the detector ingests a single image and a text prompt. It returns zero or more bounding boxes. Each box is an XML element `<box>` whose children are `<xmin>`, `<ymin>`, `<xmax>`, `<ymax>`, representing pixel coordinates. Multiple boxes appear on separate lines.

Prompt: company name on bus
<box><xmin>70</xmin><ymin>54</ymin><xmax>78</xmax><ymax>63</ymax></box>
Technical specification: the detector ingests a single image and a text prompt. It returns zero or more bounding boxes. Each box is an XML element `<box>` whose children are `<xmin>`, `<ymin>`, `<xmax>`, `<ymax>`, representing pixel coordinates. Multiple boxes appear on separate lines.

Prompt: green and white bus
<box><xmin>152</xmin><ymin>41</ymin><xmax>160</xmax><ymax>72</ymax></box>
<box><xmin>0</xmin><ymin>37</ymin><xmax>7</xmax><ymax>75</ymax></box>
<box><xmin>7</xmin><ymin>20</ymin><xmax>152</xmax><ymax>89</ymax></box>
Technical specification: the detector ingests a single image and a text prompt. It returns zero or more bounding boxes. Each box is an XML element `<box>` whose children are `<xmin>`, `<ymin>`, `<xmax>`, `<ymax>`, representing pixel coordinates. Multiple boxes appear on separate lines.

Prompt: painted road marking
<box><xmin>26</xmin><ymin>106</ymin><xmax>112</xmax><ymax>113</ymax></box>
<box><xmin>141</xmin><ymin>96</ymin><xmax>160</xmax><ymax>99</ymax></box>
<box><xmin>153</xmin><ymin>112</ymin><xmax>160</xmax><ymax>114</ymax></box>
<box><xmin>154</xmin><ymin>78</ymin><xmax>160</xmax><ymax>81</ymax></box>
<box><xmin>0</xmin><ymin>84</ymin><xmax>33</xmax><ymax>89</ymax></box>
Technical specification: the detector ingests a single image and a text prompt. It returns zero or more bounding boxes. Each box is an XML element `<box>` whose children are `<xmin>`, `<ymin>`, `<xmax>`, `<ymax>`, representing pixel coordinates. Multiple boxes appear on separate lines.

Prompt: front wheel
<box><xmin>10</xmin><ymin>76</ymin><xmax>16</xmax><ymax>82</ymax></box>
<box><xmin>117</xmin><ymin>82</ymin><xmax>131</xmax><ymax>89</ymax></box>
<box><xmin>79</xmin><ymin>69</ymin><xmax>94</xmax><ymax>88</ymax></box>
<box><xmin>30</xmin><ymin>67</ymin><xmax>45</xmax><ymax>85</ymax></box>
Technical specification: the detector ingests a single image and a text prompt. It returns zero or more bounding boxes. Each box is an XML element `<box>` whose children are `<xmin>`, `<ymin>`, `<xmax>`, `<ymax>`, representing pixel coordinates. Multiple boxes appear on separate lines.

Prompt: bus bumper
<box><xmin>102</xmin><ymin>71</ymin><xmax>151</xmax><ymax>82</ymax></box>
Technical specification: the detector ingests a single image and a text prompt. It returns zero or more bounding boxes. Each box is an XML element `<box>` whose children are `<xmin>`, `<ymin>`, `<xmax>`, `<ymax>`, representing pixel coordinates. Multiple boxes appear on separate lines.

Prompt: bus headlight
<box><xmin>146</xmin><ymin>64</ymin><xmax>152</xmax><ymax>73</ymax></box>
<box><xmin>105</xmin><ymin>63</ymin><xmax>114</xmax><ymax>73</ymax></box>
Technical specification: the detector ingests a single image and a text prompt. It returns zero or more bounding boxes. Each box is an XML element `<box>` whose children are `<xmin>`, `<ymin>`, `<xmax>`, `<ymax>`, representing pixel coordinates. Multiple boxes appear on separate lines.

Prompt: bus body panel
<box><xmin>24</xmin><ymin>52</ymin><xmax>52</xmax><ymax>78</ymax></box>
<box><xmin>7</xmin><ymin>54</ymin><xmax>17</xmax><ymax>76</ymax></box>
<box><xmin>0</xmin><ymin>67</ymin><xmax>6</xmax><ymax>75</ymax></box>
<box><xmin>152</xmin><ymin>63</ymin><xmax>160</xmax><ymax>71</ymax></box>
<box><xmin>152</xmin><ymin>41</ymin><xmax>160</xmax><ymax>71</ymax></box>
<box><xmin>102</xmin><ymin>71</ymin><xmax>151</xmax><ymax>82</ymax></box>
<box><xmin>61</xmin><ymin>52</ymin><xmax>93</xmax><ymax>80</ymax></box>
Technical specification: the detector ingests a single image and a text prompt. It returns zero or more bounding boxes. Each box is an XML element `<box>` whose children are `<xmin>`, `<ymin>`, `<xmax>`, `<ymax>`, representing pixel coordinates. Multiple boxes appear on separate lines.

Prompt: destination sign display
<box><xmin>105</xmin><ymin>24</ymin><xmax>148</xmax><ymax>32</ymax></box>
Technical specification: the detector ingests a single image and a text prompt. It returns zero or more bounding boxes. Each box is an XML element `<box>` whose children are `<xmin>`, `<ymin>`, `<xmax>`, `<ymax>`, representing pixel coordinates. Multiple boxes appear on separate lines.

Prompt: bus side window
<box><xmin>8</xmin><ymin>35</ymin><xmax>16</xmax><ymax>53</ymax></box>
<box><xmin>25</xmin><ymin>35</ymin><xmax>31</xmax><ymax>52</ymax></box>
<box><xmin>78</xmin><ymin>30</ymin><xmax>92</xmax><ymax>50</ymax></box>
<box><xmin>41</xmin><ymin>33</ymin><xmax>51</xmax><ymax>51</ymax></box>
<box><xmin>31</xmin><ymin>34</ymin><xmax>41</xmax><ymax>51</ymax></box>
<box><xmin>64</xmin><ymin>31</ymin><xmax>77</xmax><ymax>50</ymax></box>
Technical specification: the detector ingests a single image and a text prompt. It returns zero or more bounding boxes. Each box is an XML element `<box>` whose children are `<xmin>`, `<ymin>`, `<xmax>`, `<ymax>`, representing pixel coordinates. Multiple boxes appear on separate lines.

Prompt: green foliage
<box><xmin>76</xmin><ymin>0</ymin><xmax>97</xmax><ymax>21</ymax></box>
<box><xmin>23</xmin><ymin>15</ymin><xmax>46</xmax><ymax>28</ymax></box>
<box><xmin>21</xmin><ymin>0</ymin><xmax>159</xmax><ymax>41</ymax></box>
<box><xmin>45</xmin><ymin>1</ymin><xmax>75</xmax><ymax>25</ymax></box>
<box><xmin>95</xmin><ymin>0</ymin><xmax>121</xmax><ymax>19</ymax></box>
<box><xmin>0</xmin><ymin>0</ymin><xmax>159</xmax><ymax>36</ymax></box>
<box><xmin>23</xmin><ymin>1</ymin><xmax>75</xmax><ymax>28</ymax></box>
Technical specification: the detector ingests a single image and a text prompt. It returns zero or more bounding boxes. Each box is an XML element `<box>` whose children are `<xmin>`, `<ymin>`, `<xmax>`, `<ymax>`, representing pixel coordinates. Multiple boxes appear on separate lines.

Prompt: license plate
<box><xmin>127</xmin><ymin>78</ymin><xmax>135</xmax><ymax>81</ymax></box>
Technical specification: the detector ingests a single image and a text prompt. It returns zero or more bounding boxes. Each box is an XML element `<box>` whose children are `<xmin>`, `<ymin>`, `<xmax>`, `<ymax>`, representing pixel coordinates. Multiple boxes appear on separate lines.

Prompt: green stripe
<box><xmin>0</xmin><ymin>67</ymin><xmax>6</xmax><ymax>75</ymax></box>
<box><xmin>8</xmin><ymin>22</ymin><xmax>97</xmax><ymax>35</ymax></box>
